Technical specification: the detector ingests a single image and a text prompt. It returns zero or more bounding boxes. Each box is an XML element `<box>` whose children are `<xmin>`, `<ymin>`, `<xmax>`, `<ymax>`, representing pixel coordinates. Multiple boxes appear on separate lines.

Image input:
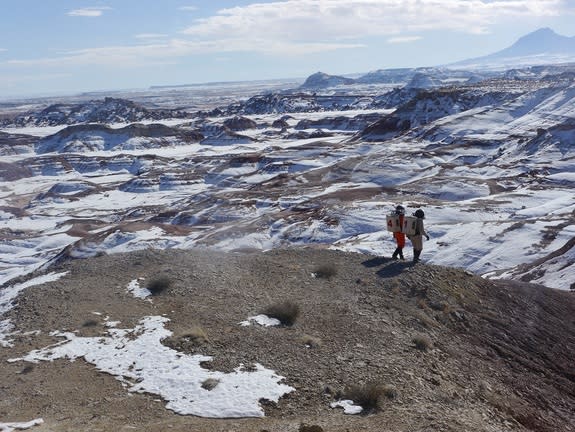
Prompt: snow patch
<box><xmin>330</xmin><ymin>399</ymin><xmax>363</xmax><ymax>415</ymax></box>
<box><xmin>0</xmin><ymin>419</ymin><xmax>44</xmax><ymax>432</ymax></box>
<box><xmin>240</xmin><ymin>314</ymin><xmax>281</xmax><ymax>327</ymax></box>
<box><xmin>9</xmin><ymin>316</ymin><xmax>294</xmax><ymax>418</ymax></box>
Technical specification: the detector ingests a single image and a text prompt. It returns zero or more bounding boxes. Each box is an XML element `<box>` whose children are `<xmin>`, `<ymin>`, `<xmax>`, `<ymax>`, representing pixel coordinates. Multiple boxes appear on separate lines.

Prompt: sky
<box><xmin>0</xmin><ymin>0</ymin><xmax>575</xmax><ymax>97</ymax></box>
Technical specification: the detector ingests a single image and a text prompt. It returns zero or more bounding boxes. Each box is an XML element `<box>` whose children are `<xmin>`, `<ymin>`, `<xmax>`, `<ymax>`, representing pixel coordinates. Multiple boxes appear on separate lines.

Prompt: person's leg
<box><xmin>413</xmin><ymin>249</ymin><xmax>421</xmax><ymax>262</ymax></box>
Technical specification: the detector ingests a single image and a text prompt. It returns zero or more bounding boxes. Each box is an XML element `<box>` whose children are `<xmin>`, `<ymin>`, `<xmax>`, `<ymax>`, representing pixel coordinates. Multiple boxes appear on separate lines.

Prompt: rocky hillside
<box><xmin>35</xmin><ymin>123</ymin><xmax>204</xmax><ymax>154</ymax></box>
<box><xmin>1</xmin><ymin>97</ymin><xmax>192</xmax><ymax>127</ymax></box>
<box><xmin>1</xmin><ymin>248</ymin><xmax>574</xmax><ymax>432</ymax></box>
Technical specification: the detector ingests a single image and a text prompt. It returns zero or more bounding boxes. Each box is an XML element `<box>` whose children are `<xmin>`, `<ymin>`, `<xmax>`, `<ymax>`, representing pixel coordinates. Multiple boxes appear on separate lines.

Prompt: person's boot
<box><xmin>413</xmin><ymin>249</ymin><xmax>421</xmax><ymax>263</ymax></box>
<box><xmin>392</xmin><ymin>247</ymin><xmax>400</xmax><ymax>259</ymax></box>
<box><xmin>399</xmin><ymin>248</ymin><xmax>405</xmax><ymax>260</ymax></box>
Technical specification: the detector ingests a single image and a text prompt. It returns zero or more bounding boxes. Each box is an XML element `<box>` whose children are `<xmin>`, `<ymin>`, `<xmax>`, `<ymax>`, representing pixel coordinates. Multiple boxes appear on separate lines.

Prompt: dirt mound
<box><xmin>1</xmin><ymin>248</ymin><xmax>574</xmax><ymax>432</ymax></box>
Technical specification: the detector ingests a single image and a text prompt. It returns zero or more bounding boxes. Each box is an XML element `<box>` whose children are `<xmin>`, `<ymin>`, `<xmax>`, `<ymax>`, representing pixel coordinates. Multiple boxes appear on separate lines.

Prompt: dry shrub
<box><xmin>301</xmin><ymin>334</ymin><xmax>322</xmax><ymax>348</ymax></box>
<box><xmin>312</xmin><ymin>264</ymin><xmax>337</xmax><ymax>280</ymax></box>
<box><xmin>299</xmin><ymin>425</ymin><xmax>324</xmax><ymax>432</ymax></box>
<box><xmin>179</xmin><ymin>326</ymin><xmax>209</xmax><ymax>345</ymax></box>
<box><xmin>19</xmin><ymin>365</ymin><xmax>34</xmax><ymax>375</ymax></box>
<box><xmin>146</xmin><ymin>275</ymin><xmax>171</xmax><ymax>295</ymax></box>
<box><xmin>343</xmin><ymin>382</ymin><xmax>387</xmax><ymax>411</ymax></box>
<box><xmin>412</xmin><ymin>334</ymin><xmax>433</xmax><ymax>351</ymax></box>
<box><xmin>82</xmin><ymin>319</ymin><xmax>99</xmax><ymax>328</ymax></box>
<box><xmin>415</xmin><ymin>311</ymin><xmax>439</xmax><ymax>329</ymax></box>
<box><xmin>381</xmin><ymin>384</ymin><xmax>398</xmax><ymax>400</ymax></box>
<box><xmin>201</xmin><ymin>378</ymin><xmax>220</xmax><ymax>391</ymax></box>
<box><xmin>264</xmin><ymin>300</ymin><xmax>300</xmax><ymax>326</ymax></box>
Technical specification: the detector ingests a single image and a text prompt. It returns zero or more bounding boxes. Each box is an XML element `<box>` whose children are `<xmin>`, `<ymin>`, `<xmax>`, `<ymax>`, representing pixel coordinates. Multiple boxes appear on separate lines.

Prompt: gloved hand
<box><xmin>425</xmin><ymin>235</ymin><xmax>430</xmax><ymax>241</ymax></box>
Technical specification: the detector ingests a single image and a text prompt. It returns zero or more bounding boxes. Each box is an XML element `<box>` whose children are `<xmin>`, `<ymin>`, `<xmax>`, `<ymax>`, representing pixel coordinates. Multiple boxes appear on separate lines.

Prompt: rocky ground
<box><xmin>1</xmin><ymin>247</ymin><xmax>574</xmax><ymax>432</ymax></box>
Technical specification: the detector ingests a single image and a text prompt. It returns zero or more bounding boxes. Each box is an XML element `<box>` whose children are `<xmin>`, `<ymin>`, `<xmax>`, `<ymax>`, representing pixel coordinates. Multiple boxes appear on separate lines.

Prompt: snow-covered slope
<box><xmin>0</xmin><ymin>66</ymin><xmax>574</xmax><ymax>291</ymax></box>
<box><xmin>1</xmin><ymin>97</ymin><xmax>192</xmax><ymax>127</ymax></box>
<box><xmin>35</xmin><ymin>123</ymin><xmax>203</xmax><ymax>153</ymax></box>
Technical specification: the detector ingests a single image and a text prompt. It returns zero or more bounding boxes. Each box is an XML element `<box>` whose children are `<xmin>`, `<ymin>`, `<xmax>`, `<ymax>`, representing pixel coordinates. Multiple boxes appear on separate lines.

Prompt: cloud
<box><xmin>387</xmin><ymin>36</ymin><xmax>423</xmax><ymax>44</ymax></box>
<box><xmin>5</xmin><ymin>38</ymin><xmax>362</xmax><ymax>69</ymax></box>
<box><xmin>135</xmin><ymin>33</ymin><xmax>169</xmax><ymax>40</ymax></box>
<box><xmin>5</xmin><ymin>0</ymin><xmax>570</xmax><ymax>69</ymax></box>
<box><xmin>182</xmin><ymin>0</ymin><xmax>568</xmax><ymax>40</ymax></box>
<box><xmin>67</xmin><ymin>7</ymin><xmax>111</xmax><ymax>17</ymax></box>
<box><xmin>179</xmin><ymin>6</ymin><xmax>198</xmax><ymax>11</ymax></box>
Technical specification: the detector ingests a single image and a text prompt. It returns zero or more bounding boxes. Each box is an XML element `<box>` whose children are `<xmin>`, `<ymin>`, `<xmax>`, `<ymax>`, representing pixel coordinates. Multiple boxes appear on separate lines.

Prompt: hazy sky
<box><xmin>1</xmin><ymin>0</ymin><xmax>574</xmax><ymax>98</ymax></box>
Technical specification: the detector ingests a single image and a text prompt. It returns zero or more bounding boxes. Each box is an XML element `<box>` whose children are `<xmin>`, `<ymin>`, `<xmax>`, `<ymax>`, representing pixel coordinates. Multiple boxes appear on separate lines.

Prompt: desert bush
<box><xmin>264</xmin><ymin>300</ymin><xmax>300</xmax><ymax>326</ymax></box>
<box><xmin>146</xmin><ymin>275</ymin><xmax>171</xmax><ymax>295</ymax></box>
<box><xmin>415</xmin><ymin>311</ymin><xmax>439</xmax><ymax>329</ymax></box>
<box><xmin>82</xmin><ymin>319</ymin><xmax>99</xmax><ymax>327</ymax></box>
<box><xmin>381</xmin><ymin>384</ymin><xmax>398</xmax><ymax>400</ymax></box>
<box><xmin>299</xmin><ymin>425</ymin><xmax>324</xmax><ymax>432</ymax></box>
<box><xmin>343</xmin><ymin>382</ymin><xmax>387</xmax><ymax>411</ymax></box>
<box><xmin>412</xmin><ymin>334</ymin><xmax>433</xmax><ymax>351</ymax></box>
<box><xmin>312</xmin><ymin>264</ymin><xmax>337</xmax><ymax>279</ymax></box>
<box><xmin>301</xmin><ymin>334</ymin><xmax>322</xmax><ymax>348</ymax></box>
<box><xmin>201</xmin><ymin>378</ymin><xmax>220</xmax><ymax>391</ymax></box>
<box><xmin>19</xmin><ymin>365</ymin><xmax>34</xmax><ymax>375</ymax></box>
<box><xmin>179</xmin><ymin>326</ymin><xmax>209</xmax><ymax>345</ymax></box>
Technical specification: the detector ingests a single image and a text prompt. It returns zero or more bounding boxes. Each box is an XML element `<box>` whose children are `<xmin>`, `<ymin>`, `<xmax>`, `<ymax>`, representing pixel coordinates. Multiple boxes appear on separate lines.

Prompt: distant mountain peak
<box><xmin>452</xmin><ymin>28</ymin><xmax>575</xmax><ymax>69</ymax></box>
<box><xmin>497</xmin><ymin>27</ymin><xmax>574</xmax><ymax>57</ymax></box>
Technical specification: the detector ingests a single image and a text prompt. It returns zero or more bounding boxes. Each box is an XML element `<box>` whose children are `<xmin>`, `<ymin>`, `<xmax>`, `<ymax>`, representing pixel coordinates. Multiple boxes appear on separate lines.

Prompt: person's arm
<box><xmin>421</xmin><ymin>221</ymin><xmax>430</xmax><ymax>240</ymax></box>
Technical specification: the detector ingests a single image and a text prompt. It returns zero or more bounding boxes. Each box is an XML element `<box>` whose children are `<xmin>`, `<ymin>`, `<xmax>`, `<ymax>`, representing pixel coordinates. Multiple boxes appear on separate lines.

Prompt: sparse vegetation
<box><xmin>299</xmin><ymin>424</ymin><xmax>324</xmax><ymax>432</ymax></box>
<box><xmin>312</xmin><ymin>264</ymin><xmax>337</xmax><ymax>279</ymax></box>
<box><xmin>146</xmin><ymin>275</ymin><xmax>171</xmax><ymax>295</ymax></box>
<box><xmin>343</xmin><ymin>382</ymin><xmax>388</xmax><ymax>411</ymax></box>
<box><xmin>381</xmin><ymin>384</ymin><xmax>398</xmax><ymax>400</ymax></box>
<box><xmin>301</xmin><ymin>334</ymin><xmax>322</xmax><ymax>348</ymax></box>
<box><xmin>19</xmin><ymin>365</ymin><xmax>34</xmax><ymax>375</ymax></box>
<box><xmin>201</xmin><ymin>378</ymin><xmax>220</xmax><ymax>391</ymax></box>
<box><xmin>412</xmin><ymin>334</ymin><xmax>433</xmax><ymax>351</ymax></box>
<box><xmin>82</xmin><ymin>319</ymin><xmax>99</xmax><ymax>327</ymax></box>
<box><xmin>264</xmin><ymin>300</ymin><xmax>300</xmax><ymax>326</ymax></box>
<box><xmin>414</xmin><ymin>311</ymin><xmax>439</xmax><ymax>329</ymax></box>
<box><xmin>179</xmin><ymin>326</ymin><xmax>209</xmax><ymax>345</ymax></box>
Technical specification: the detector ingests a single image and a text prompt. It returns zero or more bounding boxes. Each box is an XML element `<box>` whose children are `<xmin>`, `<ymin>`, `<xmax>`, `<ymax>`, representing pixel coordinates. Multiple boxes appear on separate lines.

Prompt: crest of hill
<box><xmin>300</xmin><ymin>72</ymin><xmax>355</xmax><ymax>89</ymax></box>
<box><xmin>2</xmin><ymin>248</ymin><xmax>574</xmax><ymax>432</ymax></box>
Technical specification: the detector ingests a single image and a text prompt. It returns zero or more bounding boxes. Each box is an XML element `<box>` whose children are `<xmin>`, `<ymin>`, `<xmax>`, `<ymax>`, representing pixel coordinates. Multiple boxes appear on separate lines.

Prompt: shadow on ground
<box><xmin>361</xmin><ymin>256</ymin><xmax>414</xmax><ymax>278</ymax></box>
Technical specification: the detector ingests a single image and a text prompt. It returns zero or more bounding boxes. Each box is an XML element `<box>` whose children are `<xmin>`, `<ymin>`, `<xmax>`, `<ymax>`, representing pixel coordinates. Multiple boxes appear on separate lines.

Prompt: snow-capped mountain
<box><xmin>452</xmin><ymin>28</ymin><xmax>575</xmax><ymax>70</ymax></box>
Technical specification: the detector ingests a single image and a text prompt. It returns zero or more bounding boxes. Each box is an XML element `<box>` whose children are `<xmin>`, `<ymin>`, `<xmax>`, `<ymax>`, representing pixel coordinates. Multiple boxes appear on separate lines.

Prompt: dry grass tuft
<box><xmin>381</xmin><ymin>384</ymin><xmax>398</xmax><ymax>400</ymax></box>
<box><xmin>179</xmin><ymin>326</ymin><xmax>209</xmax><ymax>345</ymax></box>
<box><xmin>312</xmin><ymin>264</ymin><xmax>337</xmax><ymax>280</ymax></box>
<box><xmin>146</xmin><ymin>275</ymin><xmax>171</xmax><ymax>295</ymax></box>
<box><xmin>412</xmin><ymin>334</ymin><xmax>433</xmax><ymax>351</ymax></box>
<box><xmin>343</xmin><ymin>382</ymin><xmax>387</xmax><ymax>411</ymax></box>
<box><xmin>82</xmin><ymin>319</ymin><xmax>99</xmax><ymax>327</ymax></box>
<box><xmin>264</xmin><ymin>300</ymin><xmax>300</xmax><ymax>326</ymax></box>
<box><xmin>415</xmin><ymin>311</ymin><xmax>439</xmax><ymax>329</ymax></box>
<box><xmin>201</xmin><ymin>378</ymin><xmax>220</xmax><ymax>391</ymax></box>
<box><xmin>299</xmin><ymin>424</ymin><xmax>324</xmax><ymax>432</ymax></box>
<box><xmin>301</xmin><ymin>334</ymin><xmax>322</xmax><ymax>348</ymax></box>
